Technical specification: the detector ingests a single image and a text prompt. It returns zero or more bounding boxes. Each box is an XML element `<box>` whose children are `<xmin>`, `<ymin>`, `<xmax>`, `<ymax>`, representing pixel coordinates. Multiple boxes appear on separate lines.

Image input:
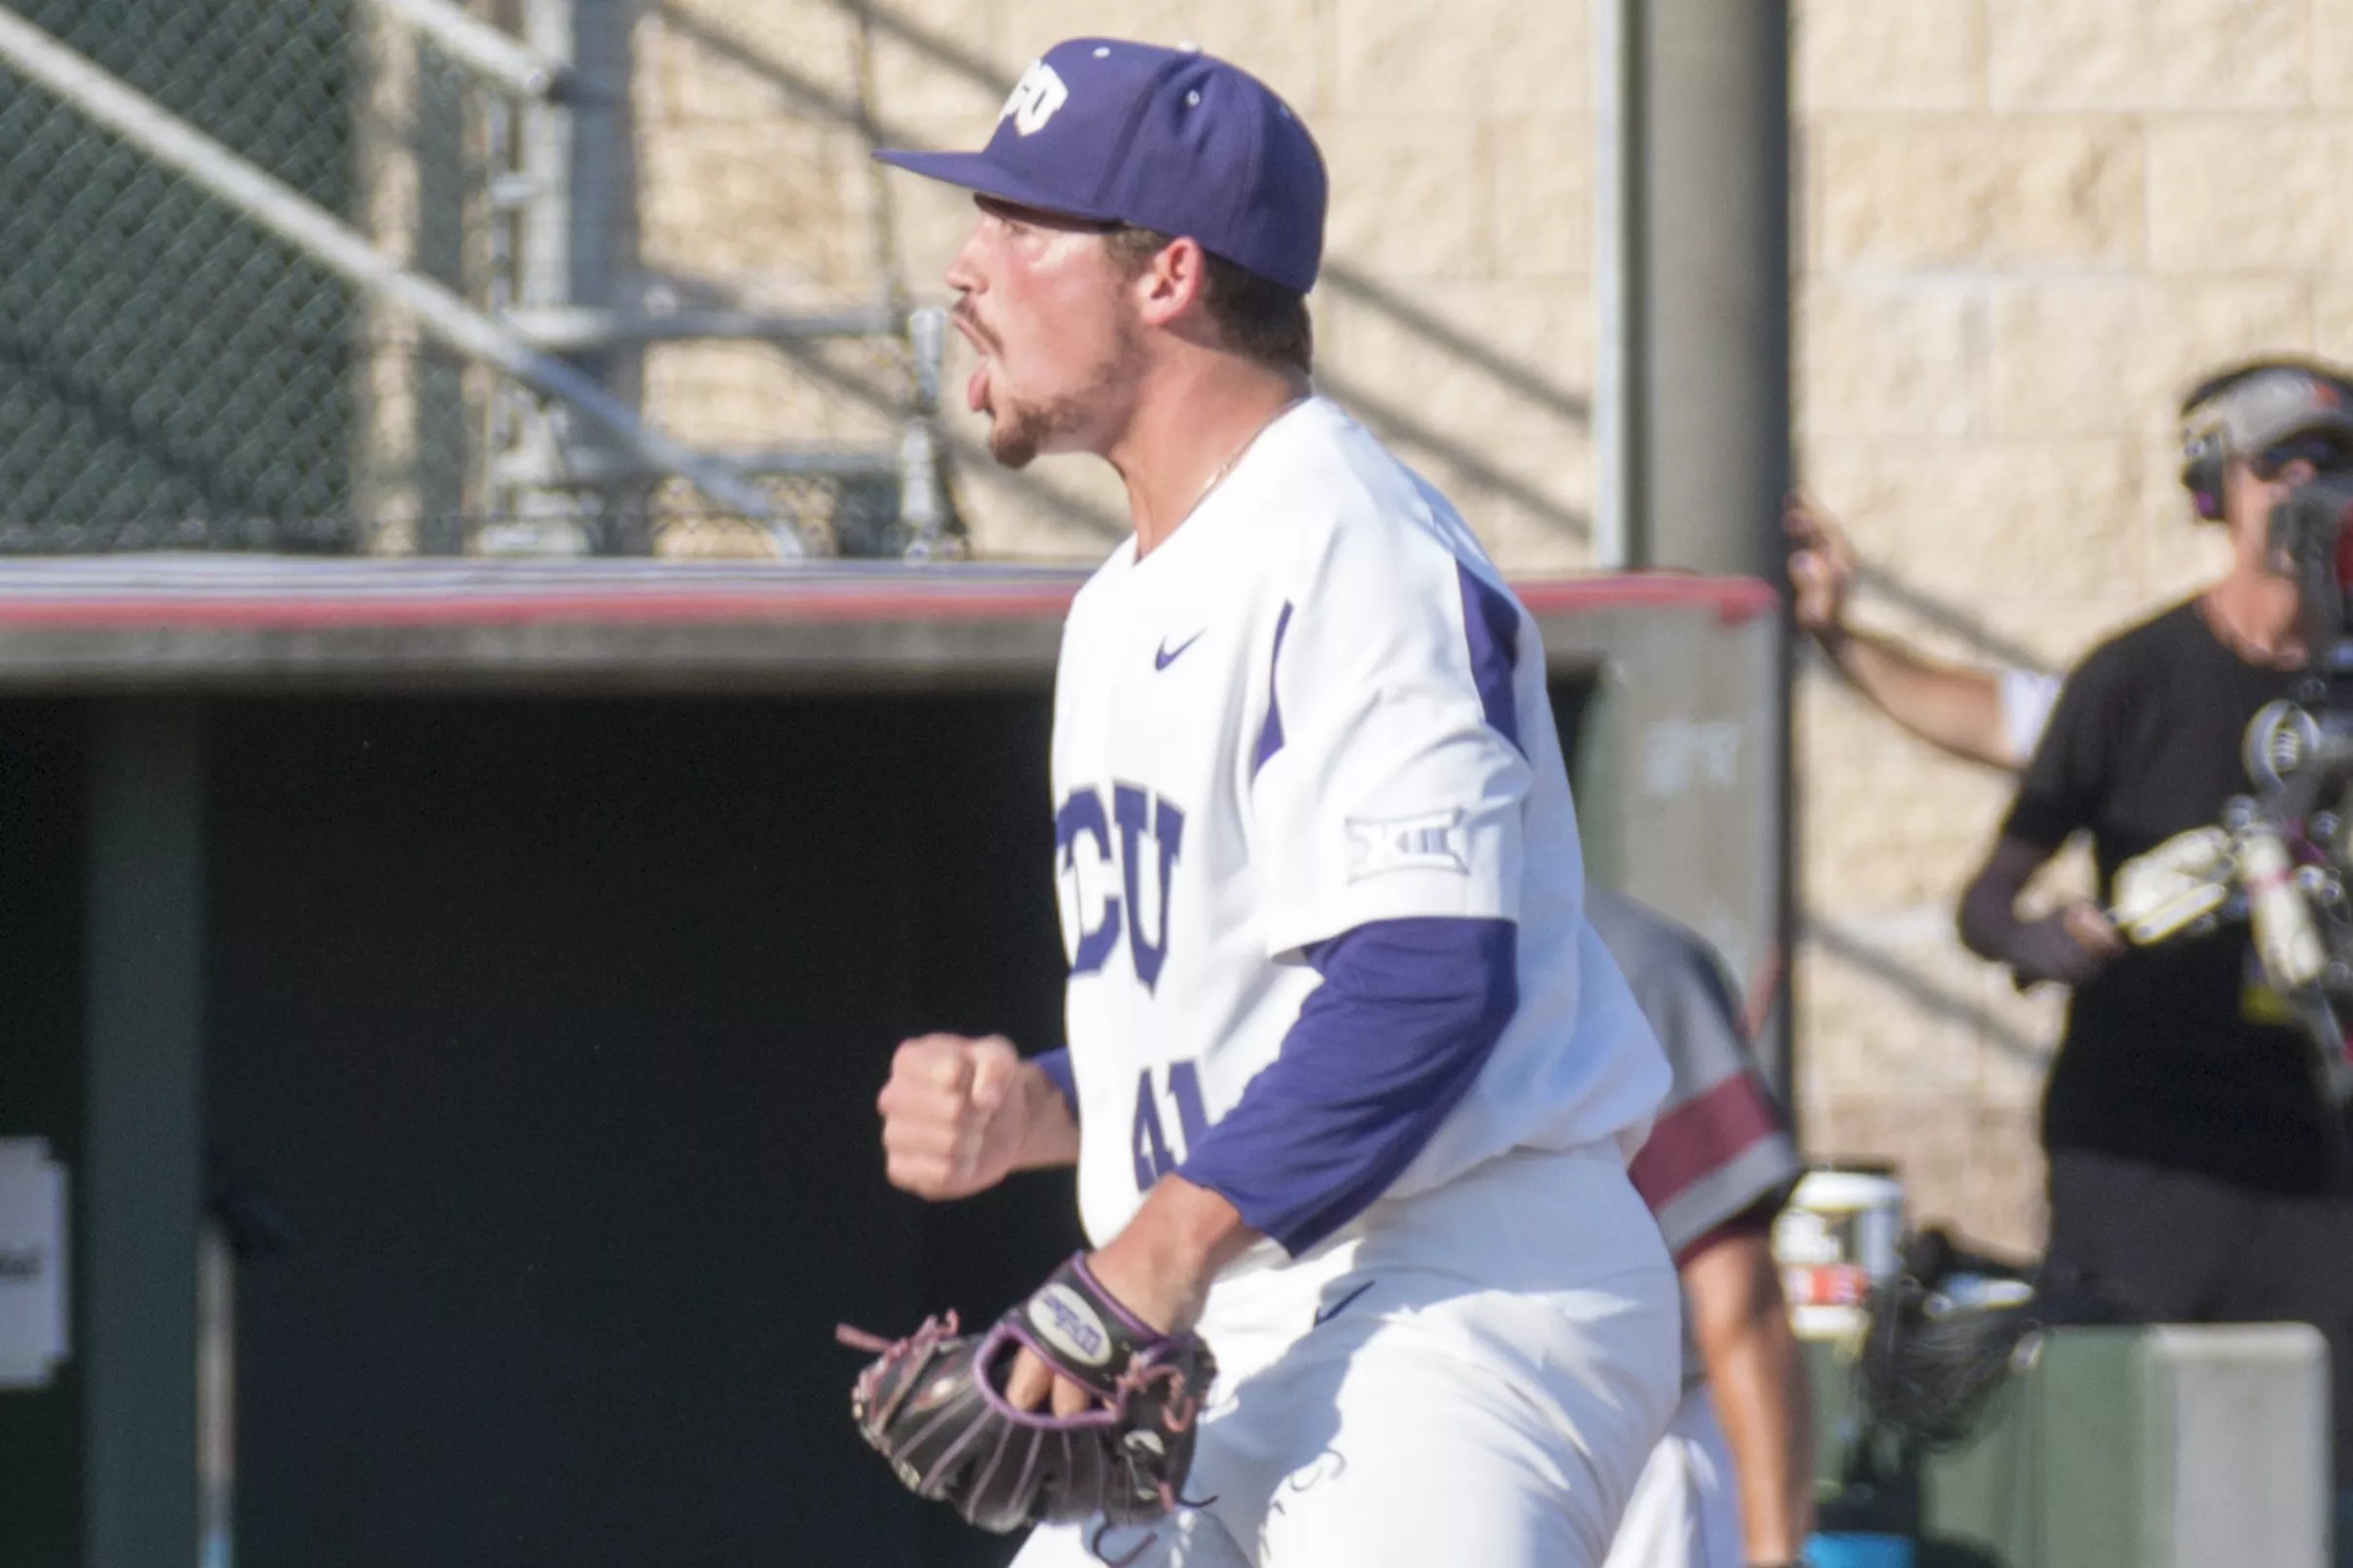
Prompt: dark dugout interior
<box><xmin>0</xmin><ymin>679</ymin><xmax>1592</xmax><ymax>1568</ymax></box>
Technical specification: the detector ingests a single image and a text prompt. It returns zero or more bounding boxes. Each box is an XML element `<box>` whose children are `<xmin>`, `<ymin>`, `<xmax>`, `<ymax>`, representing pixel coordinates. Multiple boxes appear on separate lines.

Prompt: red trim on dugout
<box><xmin>1626</xmin><ymin>1070</ymin><xmax>1785</xmax><ymax>1216</ymax></box>
<box><xmin>0</xmin><ymin>587</ymin><xmax>1086</xmax><ymax>630</ymax></box>
<box><xmin>0</xmin><ymin>570</ymin><xmax>1774</xmax><ymax>632</ymax></box>
<box><xmin>1514</xmin><ymin>575</ymin><xmax>1777</xmax><ymax>623</ymax></box>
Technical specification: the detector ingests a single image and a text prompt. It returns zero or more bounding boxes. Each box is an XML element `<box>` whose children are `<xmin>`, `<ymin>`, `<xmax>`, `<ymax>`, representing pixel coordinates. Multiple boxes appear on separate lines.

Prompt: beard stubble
<box><xmin>982</xmin><ymin>318</ymin><xmax>1137</xmax><ymax>470</ymax></box>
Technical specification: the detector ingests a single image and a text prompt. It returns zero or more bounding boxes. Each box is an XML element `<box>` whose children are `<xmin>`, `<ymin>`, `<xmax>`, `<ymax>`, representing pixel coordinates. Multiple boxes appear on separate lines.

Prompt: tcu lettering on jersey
<box><xmin>1054</xmin><ymin>783</ymin><xmax>1186</xmax><ymax>991</ymax></box>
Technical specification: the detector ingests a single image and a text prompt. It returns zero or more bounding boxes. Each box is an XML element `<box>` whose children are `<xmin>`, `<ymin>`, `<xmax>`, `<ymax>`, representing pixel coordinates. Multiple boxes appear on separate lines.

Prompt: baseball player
<box><xmin>1588</xmin><ymin>889</ymin><xmax>1811</xmax><ymax>1568</ymax></box>
<box><xmin>866</xmin><ymin>37</ymin><xmax>1680</xmax><ymax>1568</ymax></box>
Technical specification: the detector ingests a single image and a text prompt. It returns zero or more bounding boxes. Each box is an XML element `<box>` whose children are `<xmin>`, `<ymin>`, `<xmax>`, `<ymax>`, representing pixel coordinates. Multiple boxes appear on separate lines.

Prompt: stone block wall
<box><xmin>628</xmin><ymin>0</ymin><xmax>1596</xmax><ymax>566</ymax></box>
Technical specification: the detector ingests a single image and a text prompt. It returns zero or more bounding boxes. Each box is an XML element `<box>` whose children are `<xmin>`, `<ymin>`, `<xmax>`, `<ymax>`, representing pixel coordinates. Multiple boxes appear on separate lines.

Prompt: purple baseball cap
<box><xmin>875</xmin><ymin>38</ymin><xmax>1327</xmax><ymax>295</ymax></box>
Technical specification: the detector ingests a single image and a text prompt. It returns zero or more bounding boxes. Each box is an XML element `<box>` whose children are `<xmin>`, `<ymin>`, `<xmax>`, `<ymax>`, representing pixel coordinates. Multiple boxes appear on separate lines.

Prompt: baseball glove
<box><xmin>836</xmin><ymin>1252</ymin><xmax>1217</xmax><ymax>1537</ymax></box>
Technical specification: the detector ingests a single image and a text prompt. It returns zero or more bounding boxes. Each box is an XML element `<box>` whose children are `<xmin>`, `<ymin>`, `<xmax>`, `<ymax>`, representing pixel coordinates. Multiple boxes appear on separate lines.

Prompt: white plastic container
<box><xmin>1773</xmin><ymin>1164</ymin><xmax>1905</xmax><ymax>1341</ymax></box>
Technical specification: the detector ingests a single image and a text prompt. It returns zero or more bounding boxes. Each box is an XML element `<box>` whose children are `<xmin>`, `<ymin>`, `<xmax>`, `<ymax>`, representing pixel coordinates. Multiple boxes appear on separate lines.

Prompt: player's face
<box><xmin>944</xmin><ymin>198</ymin><xmax>1141</xmax><ymax>469</ymax></box>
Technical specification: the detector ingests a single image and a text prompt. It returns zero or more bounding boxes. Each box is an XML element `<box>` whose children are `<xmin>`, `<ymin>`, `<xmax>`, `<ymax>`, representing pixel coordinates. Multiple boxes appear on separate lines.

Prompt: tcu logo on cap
<box><xmin>1000</xmin><ymin>59</ymin><xmax>1069</xmax><ymax>136</ymax></box>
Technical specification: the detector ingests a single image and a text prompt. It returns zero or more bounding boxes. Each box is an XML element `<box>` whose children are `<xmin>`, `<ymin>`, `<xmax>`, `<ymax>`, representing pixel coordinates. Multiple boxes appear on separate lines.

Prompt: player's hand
<box><xmin>1002</xmin><ymin>1343</ymin><xmax>1101</xmax><ymax>1418</ymax></box>
<box><xmin>876</xmin><ymin>1033</ymin><xmax>1025</xmax><ymax>1201</ymax></box>
<box><xmin>2009</xmin><ymin>902</ymin><xmax>2124</xmax><ymax>988</ymax></box>
<box><xmin>1001</xmin><ymin>1244</ymin><xmax>1187</xmax><ymax>1419</ymax></box>
<box><xmin>1783</xmin><ymin>491</ymin><xmax>1855</xmax><ymax>639</ymax></box>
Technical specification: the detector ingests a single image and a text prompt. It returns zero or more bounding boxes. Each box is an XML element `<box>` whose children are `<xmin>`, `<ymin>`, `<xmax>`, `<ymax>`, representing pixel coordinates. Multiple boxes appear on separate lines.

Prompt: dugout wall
<box><xmin>0</xmin><ymin>560</ymin><xmax>1779</xmax><ymax>1568</ymax></box>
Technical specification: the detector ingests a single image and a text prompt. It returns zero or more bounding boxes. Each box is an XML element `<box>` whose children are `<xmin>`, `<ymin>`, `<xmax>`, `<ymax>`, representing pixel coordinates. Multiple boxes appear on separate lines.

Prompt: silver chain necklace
<box><xmin>1184</xmin><ymin>395</ymin><xmax>1307</xmax><ymax>520</ymax></box>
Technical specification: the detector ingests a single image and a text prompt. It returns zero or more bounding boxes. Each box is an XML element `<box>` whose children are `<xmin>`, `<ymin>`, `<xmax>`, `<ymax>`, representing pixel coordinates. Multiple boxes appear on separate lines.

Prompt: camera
<box><xmin>2247</xmin><ymin>469</ymin><xmax>2353</xmax><ymax>826</ymax></box>
<box><xmin>2264</xmin><ymin>468</ymin><xmax>2353</xmax><ymax>639</ymax></box>
<box><xmin>2117</xmin><ymin>470</ymin><xmax>2353</xmax><ymax>1107</ymax></box>
<box><xmin>2200</xmin><ymin>470</ymin><xmax>2353</xmax><ymax>1107</ymax></box>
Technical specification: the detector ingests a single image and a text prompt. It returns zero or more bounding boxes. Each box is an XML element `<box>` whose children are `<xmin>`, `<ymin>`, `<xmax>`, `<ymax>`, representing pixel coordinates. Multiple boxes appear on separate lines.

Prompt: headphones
<box><xmin>2180</xmin><ymin>413</ymin><xmax>2230</xmax><ymax>521</ymax></box>
<box><xmin>2179</xmin><ymin>360</ymin><xmax>2353</xmax><ymax>521</ymax></box>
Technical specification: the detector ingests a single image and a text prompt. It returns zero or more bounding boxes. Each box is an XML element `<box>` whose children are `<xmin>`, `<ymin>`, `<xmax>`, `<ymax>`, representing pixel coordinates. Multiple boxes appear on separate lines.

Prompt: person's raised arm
<box><xmin>1815</xmin><ymin>629</ymin><xmax>2016</xmax><ymax>770</ymax></box>
<box><xmin>1787</xmin><ymin>493</ymin><xmax>2022</xmax><ymax>771</ymax></box>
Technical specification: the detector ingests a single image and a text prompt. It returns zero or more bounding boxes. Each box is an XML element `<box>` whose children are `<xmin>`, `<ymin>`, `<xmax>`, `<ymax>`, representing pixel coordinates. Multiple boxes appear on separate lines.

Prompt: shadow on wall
<box><xmin>1806</xmin><ymin>917</ymin><xmax>2053</xmax><ymax>1070</ymax></box>
<box><xmin>646</xmin><ymin>0</ymin><xmax>1594</xmax><ymax>548</ymax></box>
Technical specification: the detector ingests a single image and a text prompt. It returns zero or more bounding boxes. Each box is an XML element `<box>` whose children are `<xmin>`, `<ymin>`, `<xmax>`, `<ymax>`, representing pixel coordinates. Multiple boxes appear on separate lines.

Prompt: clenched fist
<box><xmin>877</xmin><ymin>1033</ymin><xmax>1029</xmax><ymax>1200</ymax></box>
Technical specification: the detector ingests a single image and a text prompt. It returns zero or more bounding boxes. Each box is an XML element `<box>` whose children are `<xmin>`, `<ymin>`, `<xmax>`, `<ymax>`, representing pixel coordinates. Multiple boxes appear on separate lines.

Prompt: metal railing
<box><xmin>0</xmin><ymin>0</ymin><xmax>954</xmax><ymax>558</ymax></box>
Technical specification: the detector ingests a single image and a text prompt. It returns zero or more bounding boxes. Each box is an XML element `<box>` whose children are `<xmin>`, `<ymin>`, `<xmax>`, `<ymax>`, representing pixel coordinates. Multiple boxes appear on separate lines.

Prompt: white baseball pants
<box><xmin>1011</xmin><ymin>1145</ymin><xmax>1681</xmax><ymax>1568</ymax></box>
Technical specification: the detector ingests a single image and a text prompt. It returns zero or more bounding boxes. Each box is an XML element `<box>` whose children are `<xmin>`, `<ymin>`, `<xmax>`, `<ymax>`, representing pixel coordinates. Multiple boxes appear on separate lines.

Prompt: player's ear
<box><xmin>1132</xmin><ymin>235</ymin><xmax>1211</xmax><ymax>329</ymax></box>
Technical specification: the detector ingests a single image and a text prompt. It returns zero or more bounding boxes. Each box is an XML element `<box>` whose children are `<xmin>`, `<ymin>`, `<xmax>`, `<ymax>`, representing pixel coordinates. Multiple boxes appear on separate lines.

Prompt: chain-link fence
<box><xmin>0</xmin><ymin>0</ymin><xmax>953</xmax><ymax>557</ymax></box>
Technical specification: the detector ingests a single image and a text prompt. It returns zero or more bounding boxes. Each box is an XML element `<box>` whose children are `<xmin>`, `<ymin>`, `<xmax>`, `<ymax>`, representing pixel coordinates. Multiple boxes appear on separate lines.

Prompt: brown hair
<box><xmin>1107</xmin><ymin>226</ymin><xmax>1313</xmax><ymax>373</ymax></box>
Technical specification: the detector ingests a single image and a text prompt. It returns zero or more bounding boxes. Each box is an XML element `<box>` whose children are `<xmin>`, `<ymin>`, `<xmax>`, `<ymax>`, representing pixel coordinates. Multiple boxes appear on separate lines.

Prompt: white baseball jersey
<box><xmin>1048</xmin><ymin>395</ymin><xmax>1669</xmax><ymax>1252</ymax></box>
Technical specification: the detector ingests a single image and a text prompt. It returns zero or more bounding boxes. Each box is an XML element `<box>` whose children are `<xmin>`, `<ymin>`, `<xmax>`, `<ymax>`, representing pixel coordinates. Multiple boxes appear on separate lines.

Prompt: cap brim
<box><xmin>872</xmin><ymin>149</ymin><xmax>1123</xmax><ymax>226</ymax></box>
<box><xmin>2262</xmin><ymin>410</ymin><xmax>2353</xmax><ymax>449</ymax></box>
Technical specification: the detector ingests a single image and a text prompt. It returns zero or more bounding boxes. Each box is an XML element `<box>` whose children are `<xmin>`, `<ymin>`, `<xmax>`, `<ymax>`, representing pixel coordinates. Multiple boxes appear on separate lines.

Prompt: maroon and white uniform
<box><xmin>1588</xmin><ymin>889</ymin><xmax>1802</xmax><ymax>1568</ymax></box>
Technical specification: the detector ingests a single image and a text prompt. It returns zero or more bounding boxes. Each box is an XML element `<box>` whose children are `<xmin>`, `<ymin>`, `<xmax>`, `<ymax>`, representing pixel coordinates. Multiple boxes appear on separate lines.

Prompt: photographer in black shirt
<box><xmin>1959</xmin><ymin>360</ymin><xmax>2353</xmax><ymax>1515</ymax></box>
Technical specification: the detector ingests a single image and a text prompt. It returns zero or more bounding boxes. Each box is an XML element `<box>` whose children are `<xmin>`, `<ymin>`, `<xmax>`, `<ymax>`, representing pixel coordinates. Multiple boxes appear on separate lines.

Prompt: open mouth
<box><xmin>952</xmin><ymin>309</ymin><xmax>996</xmax><ymax>414</ymax></box>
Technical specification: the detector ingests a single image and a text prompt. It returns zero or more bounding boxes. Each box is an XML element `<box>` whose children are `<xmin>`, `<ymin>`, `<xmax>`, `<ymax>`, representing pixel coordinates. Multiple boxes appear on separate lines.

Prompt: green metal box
<box><xmin>1809</xmin><ymin>1324</ymin><xmax>2331</xmax><ymax>1568</ymax></box>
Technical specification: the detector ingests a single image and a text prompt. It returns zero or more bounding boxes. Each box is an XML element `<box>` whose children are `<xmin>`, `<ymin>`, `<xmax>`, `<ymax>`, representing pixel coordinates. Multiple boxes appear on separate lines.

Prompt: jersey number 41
<box><xmin>1133</xmin><ymin>1059</ymin><xmax>1208</xmax><ymax>1192</ymax></box>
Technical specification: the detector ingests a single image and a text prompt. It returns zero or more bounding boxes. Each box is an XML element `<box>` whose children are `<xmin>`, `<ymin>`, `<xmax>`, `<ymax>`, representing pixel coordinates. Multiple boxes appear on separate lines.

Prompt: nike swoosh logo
<box><xmin>1153</xmin><ymin>630</ymin><xmax>1205</xmax><ymax>671</ymax></box>
<box><xmin>1312</xmin><ymin>1280</ymin><xmax>1375</xmax><ymax>1328</ymax></box>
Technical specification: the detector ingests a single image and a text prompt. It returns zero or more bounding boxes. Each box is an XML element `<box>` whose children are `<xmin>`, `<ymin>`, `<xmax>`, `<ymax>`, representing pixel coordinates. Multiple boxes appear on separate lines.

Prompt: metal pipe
<box><xmin>1635</xmin><ymin>0</ymin><xmax>1789</xmax><ymax>579</ymax></box>
<box><xmin>899</xmin><ymin>306</ymin><xmax>950</xmax><ymax>558</ymax></box>
<box><xmin>493</xmin><ymin>445</ymin><xmax>904</xmax><ymax>485</ymax></box>
<box><xmin>359</xmin><ymin>0</ymin><xmax>567</xmax><ymax>101</ymax></box>
<box><xmin>1591</xmin><ymin>0</ymin><xmax>1639</xmax><ymax>571</ymax></box>
<box><xmin>0</xmin><ymin>8</ymin><xmax>790</xmax><ymax>544</ymax></box>
<box><xmin>83</xmin><ymin>703</ymin><xmax>204</xmax><ymax>1568</ymax></box>
<box><xmin>535</xmin><ymin>0</ymin><xmax>645</xmax><ymax>552</ymax></box>
<box><xmin>910</xmin><ymin>304</ymin><xmax>945</xmax><ymax>416</ymax></box>
<box><xmin>501</xmin><ymin>304</ymin><xmax>904</xmax><ymax>351</ymax></box>
<box><xmin>1625</xmin><ymin>0</ymin><xmax>1795</xmax><ymax>1101</ymax></box>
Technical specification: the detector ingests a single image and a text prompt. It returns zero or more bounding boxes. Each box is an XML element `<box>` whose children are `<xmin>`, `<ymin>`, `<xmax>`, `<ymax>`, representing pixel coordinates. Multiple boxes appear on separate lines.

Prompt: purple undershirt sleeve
<box><xmin>1033</xmin><ymin>1047</ymin><xmax>1077</xmax><ymax>1121</ymax></box>
<box><xmin>1176</xmin><ymin>916</ymin><xmax>1517</xmax><ymax>1255</ymax></box>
